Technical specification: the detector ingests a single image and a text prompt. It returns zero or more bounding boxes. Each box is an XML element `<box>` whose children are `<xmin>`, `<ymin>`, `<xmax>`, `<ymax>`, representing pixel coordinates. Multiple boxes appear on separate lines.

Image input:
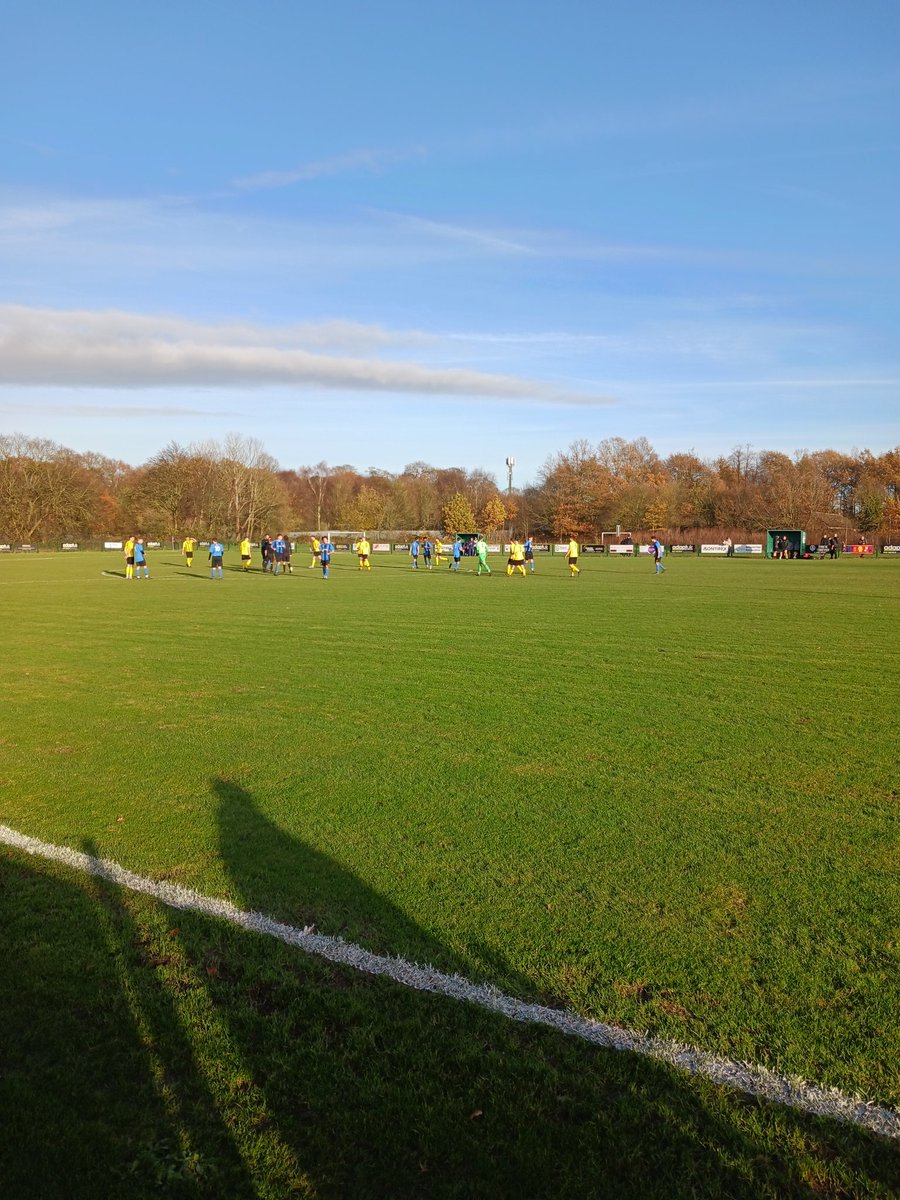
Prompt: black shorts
<box><xmin>568</xmin><ymin>557</ymin><xmax>578</xmax><ymax>566</ymax></box>
<box><xmin>211</xmin><ymin>556</ymin><xmax>223</xmax><ymax>567</ymax></box>
<box><xmin>524</xmin><ymin>551</ymin><xmax>534</xmax><ymax>560</ymax></box>
<box><xmin>358</xmin><ymin>555</ymin><xmax>369</xmax><ymax>563</ymax></box>
<box><xmin>241</xmin><ymin>555</ymin><xmax>250</xmax><ymax>562</ymax></box>
<box><xmin>126</xmin><ymin>556</ymin><xmax>135</xmax><ymax>565</ymax></box>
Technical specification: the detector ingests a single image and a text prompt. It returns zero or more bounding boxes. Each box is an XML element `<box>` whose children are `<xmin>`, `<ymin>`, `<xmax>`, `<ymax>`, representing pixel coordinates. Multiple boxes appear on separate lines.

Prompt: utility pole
<box><xmin>505</xmin><ymin>455</ymin><xmax>515</xmax><ymax>542</ymax></box>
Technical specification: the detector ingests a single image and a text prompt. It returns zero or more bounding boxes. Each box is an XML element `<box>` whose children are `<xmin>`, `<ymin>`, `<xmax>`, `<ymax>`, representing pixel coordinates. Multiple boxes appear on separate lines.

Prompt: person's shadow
<box><xmin>214</xmin><ymin>776</ymin><xmax>524</xmax><ymax>992</ymax></box>
<box><xmin>3</xmin><ymin>814</ymin><xmax>897</xmax><ymax>1197</ymax></box>
<box><xmin>208</xmin><ymin>780</ymin><xmax>900</xmax><ymax>1198</ymax></box>
<box><xmin>0</xmin><ymin>839</ymin><xmax>257</xmax><ymax>1199</ymax></box>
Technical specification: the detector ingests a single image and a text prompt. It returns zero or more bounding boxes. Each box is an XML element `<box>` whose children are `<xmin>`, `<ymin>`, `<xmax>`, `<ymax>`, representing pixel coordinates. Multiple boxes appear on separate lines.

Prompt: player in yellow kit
<box><xmin>356</xmin><ymin>534</ymin><xmax>372</xmax><ymax>570</ymax></box>
<box><xmin>124</xmin><ymin>535</ymin><xmax>136</xmax><ymax>579</ymax></box>
<box><xmin>434</xmin><ymin>537</ymin><xmax>444</xmax><ymax>566</ymax></box>
<box><xmin>239</xmin><ymin>536</ymin><xmax>252</xmax><ymax>571</ymax></box>
<box><xmin>507</xmin><ymin>539</ymin><xmax>526</xmax><ymax>576</ymax></box>
<box><xmin>181</xmin><ymin>536</ymin><xmax>195</xmax><ymax>567</ymax></box>
<box><xmin>309</xmin><ymin>535</ymin><xmax>321</xmax><ymax>568</ymax></box>
<box><xmin>567</xmin><ymin>537</ymin><xmax>581</xmax><ymax>576</ymax></box>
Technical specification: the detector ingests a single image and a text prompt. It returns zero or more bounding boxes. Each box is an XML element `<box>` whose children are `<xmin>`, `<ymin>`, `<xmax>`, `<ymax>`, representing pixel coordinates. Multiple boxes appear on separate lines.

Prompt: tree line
<box><xmin>1</xmin><ymin>431</ymin><xmax>898</xmax><ymax>544</ymax></box>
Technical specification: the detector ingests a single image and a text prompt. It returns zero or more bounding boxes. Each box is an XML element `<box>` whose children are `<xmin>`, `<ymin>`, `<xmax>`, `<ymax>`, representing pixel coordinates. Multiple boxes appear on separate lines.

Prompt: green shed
<box><xmin>766</xmin><ymin>529</ymin><xmax>806</xmax><ymax>558</ymax></box>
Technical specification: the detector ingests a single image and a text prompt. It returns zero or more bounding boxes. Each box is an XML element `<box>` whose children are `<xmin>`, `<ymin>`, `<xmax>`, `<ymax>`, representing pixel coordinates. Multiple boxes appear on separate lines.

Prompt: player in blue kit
<box><xmin>409</xmin><ymin>538</ymin><xmax>420</xmax><ymax>569</ymax></box>
<box><xmin>650</xmin><ymin>537</ymin><xmax>666</xmax><ymax>574</ymax></box>
<box><xmin>133</xmin><ymin>537</ymin><xmax>149</xmax><ymax>579</ymax></box>
<box><xmin>524</xmin><ymin>536</ymin><xmax>535</xmax><ymax>572</ymax></box>
<box><xmin>209</xmin><ymin>539</ymin><xmax>224</xmax><ymax>579</ymax></box>
<box><xmin>422</xmin><ymin>537</ymin><xmax>433</xmax><ymax>569</ymax></box>
<box><xmin>271</xmin><ymin>534</ymin><xmax>286</xmax><ymax>575</ymax></box>
<box><xmin>451</xmin><ymin>537</ymin><xmax>462</xmax><ymax>571</ymax></box>
<box><xmin>320</xmin><ymin>535</ymin><xmax>334</xmax><ymax>578</ymax></box>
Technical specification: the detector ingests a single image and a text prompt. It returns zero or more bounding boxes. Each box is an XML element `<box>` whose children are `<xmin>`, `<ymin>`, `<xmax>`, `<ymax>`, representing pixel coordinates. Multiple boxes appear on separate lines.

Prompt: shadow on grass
<box><xmin>214</xmin><ymin>776</ymin><xmax>530</xmax><ymax>988</ymax></box>
<box><xmin>2</xmin><ymin>827</ymin><xmax>898</xmax><ymax>1199</ymax></box>
<box><xmin>0</xmin><ymin>843</ymin><xmax>256</xmax><ymax>1199</ymax></box>
<box><xmin>207</xmin><ymin>779</ymin><xmax>900</xmax><ymax>1198</ymax></box>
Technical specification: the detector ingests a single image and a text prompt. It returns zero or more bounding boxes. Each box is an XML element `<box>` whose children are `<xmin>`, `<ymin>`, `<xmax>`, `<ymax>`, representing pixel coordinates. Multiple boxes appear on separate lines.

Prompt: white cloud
<box><xmin>370</xmin><ymin>208</ymin><xmax>539</xmax><ymax>256</ymax></box>
<box><xmin>231</xmin><ymin>146</ymin><xmax>426</xmax><ymax>192</ymax></box>
<box><xmin>0</xmin><ymin>305</ymin><xmax>610</xmax><ymax>405</ymax></box>
<box><xmin>0</xmin><ymin>400</ymin><xmax>239</xmax><ymax>418</ymax></box>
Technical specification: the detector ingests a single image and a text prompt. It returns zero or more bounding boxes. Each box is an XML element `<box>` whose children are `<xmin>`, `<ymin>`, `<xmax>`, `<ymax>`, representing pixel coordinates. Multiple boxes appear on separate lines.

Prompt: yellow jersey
<box><xmin>182</xmin><ymin>538</ymin><xmax>195</xmax><ymax>554</ymax></box>
<box><xmin>567</xmin><ymin>539</ymin><xmax>579</xmax><ymax>558</ymax></box>
<box><xmin>240</xmin><ymin>538</ymin><xmax>251</xmax><ymax>557</ymax></box>
<box><xmin>124</xmin><ymin>538</ymin><xmax>135</xmax><ymax>557</ymax></box>
<box><xmin>311</xmin><ymin>537</ymin><xmax>321</xmax><ymax>553</ymax></box>
<box><xmin>358</xmin><ymin>539</ymin><xmax>371</xmax><ymax>556</ymax></box>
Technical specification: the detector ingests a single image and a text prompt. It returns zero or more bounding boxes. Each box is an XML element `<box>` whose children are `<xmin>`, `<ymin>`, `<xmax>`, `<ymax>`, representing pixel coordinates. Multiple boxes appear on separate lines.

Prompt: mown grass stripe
<box><xmin>3</xmin><ymin>821</ymin><xmax>897</xmax><ymax>1142</ymax></box>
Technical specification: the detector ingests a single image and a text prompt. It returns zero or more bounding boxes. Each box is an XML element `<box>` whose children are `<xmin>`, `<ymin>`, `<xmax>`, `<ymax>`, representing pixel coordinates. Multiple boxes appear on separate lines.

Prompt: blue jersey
<box><xmin>524</xmin><ymin>538</ymin><xmax>533</xmax><ymax>553</ymax></box>
<box><xmin>134</xmin><ymin>543</ymin><xmax>146</xmax><ymax>564</ymax></box>
<box><xmin>410</xmin><ymin>540</ymin><xmax>419</xmax><ymax>556</ymax></box>
<box><xmin>452</xmin><ymin>540</ymin><xmax>462</xmax><ymax>559</ymax></box>
<box><xmin>423</xmin><ymin>540</ymin><xmax>432</xmax><ymax>555</ymax></box>
<box><xmin>209</xmin><ymin>541</ymin><xmax>224</xmax><ymax>557</ymax></box>
<box><xmin>320</xmin><ymin>541</ymin><xmax>334</xmax><ymax>562</ymax></box>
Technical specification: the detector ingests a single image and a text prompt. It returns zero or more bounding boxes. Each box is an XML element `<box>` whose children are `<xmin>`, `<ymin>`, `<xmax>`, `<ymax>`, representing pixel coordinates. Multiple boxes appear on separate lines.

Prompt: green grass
<box><xmin>1</xmin><ymin>549</ymin><xmax>898</xmax><ymax>1196</ymax></box>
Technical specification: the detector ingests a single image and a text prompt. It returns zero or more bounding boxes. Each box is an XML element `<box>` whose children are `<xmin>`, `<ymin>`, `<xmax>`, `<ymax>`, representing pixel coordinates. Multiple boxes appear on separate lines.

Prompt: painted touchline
<box><xmin>1</xmin><ymin>822</ymin><xmax>897</xmax><ymax>1141</ymax></box>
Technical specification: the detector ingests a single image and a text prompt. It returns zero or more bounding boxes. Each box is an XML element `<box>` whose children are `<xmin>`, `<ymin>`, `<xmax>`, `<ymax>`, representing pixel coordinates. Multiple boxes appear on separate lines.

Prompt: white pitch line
<box><xmin>2</xmin><ymin>822</ymin><xmax>898</xmax><ymax>1141</ymax></box>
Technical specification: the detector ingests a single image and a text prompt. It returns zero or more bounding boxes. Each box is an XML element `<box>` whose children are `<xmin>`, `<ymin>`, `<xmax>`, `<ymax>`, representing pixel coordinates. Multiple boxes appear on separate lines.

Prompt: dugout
<box><xmin>766</xmin><ymin>529</ymin><xmax>806</xmax><ymax>558</ymax></box>
<box><xmin>448</xmin><ymin>532</ymin><xmax>479</xmax><ymax>555</ymax></box>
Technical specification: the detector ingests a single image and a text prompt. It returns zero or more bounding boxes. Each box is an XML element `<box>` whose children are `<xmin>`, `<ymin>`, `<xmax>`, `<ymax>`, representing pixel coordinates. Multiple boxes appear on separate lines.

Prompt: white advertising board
<box><xmin>373</xmin><ymin>543</ymin><xmax>391</xmax><ymax>552</ymax></box>
<box><xmin>734</xmin><ymin>543</ymin><xmax>763</xmax><ymax>554</ymax></box>
<box><xmin>104</xmin><ymin>541</ymin><xmax>123</xmax><ymax>550</ymax></box>
<box><xmin>607</xmin><ymin>544</ymin><xmax>634</xmax><ymax>555</ymax></box>
<box><xmin>701</xmin><ymin>543</ymin><xmax>728</xmax><ymax>554</ymax></box>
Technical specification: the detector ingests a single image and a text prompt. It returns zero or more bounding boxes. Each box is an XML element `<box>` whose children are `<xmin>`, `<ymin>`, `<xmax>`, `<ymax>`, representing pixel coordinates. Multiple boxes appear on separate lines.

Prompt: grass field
<box><xmin>1</xmin><ymin>548</ymin><xmax>898</xmax><ymax>1197</ymax></box>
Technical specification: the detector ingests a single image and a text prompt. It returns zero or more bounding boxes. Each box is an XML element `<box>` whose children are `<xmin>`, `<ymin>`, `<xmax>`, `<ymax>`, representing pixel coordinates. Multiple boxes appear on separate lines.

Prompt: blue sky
<box><xmin>2</xmin><ymin>0</ymin><xmax>898</xmax><ymax>485</ymax></box>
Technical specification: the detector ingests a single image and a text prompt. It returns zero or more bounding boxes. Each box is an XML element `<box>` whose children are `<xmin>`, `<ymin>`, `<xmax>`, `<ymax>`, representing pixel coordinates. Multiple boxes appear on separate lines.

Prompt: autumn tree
<box><xmin>0</xmin><ymin>435</ymin><xmax>100</xmax><ymax>542</ymax></box>
<box><xmin>132</xmin><ymin>442</ymin><xmax>206</xmax><ymax>541</ymax></box>
<box><xmin>442</xmin><ymin>492</ymin><xmax>476</xmax><ymax>534</ymax></box>
<box><xmin>343</xmin><ymin>484</ymin><xmax>387</xmax><ymax>531</ymax></box>
<box><xmin>478</xmin><ymin>494</ymin><xmax>507</xmax><ymax>534</ymax></box>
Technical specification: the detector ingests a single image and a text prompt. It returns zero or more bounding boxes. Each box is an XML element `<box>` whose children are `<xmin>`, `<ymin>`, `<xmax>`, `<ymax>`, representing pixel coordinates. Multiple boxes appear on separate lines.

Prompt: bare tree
<box><xmin>297</xmin><ymin>461</ymin><xmax>335</xmax><ymax>531</ymax></box>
